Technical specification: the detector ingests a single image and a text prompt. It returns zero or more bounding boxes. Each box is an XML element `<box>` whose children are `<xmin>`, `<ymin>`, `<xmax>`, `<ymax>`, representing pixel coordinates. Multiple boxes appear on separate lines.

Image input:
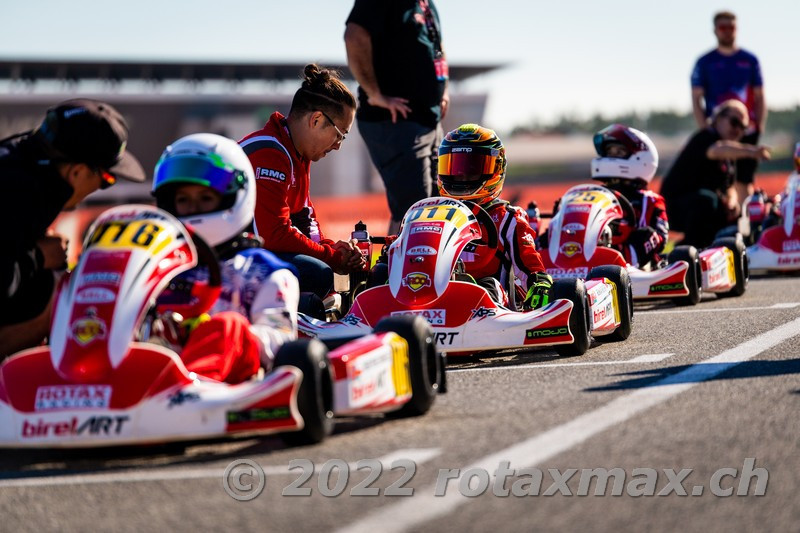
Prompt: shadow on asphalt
<box><xmin>585</xmin><ymin>358</ymin><xmax>800</xmax><ymax>392</ymax></box>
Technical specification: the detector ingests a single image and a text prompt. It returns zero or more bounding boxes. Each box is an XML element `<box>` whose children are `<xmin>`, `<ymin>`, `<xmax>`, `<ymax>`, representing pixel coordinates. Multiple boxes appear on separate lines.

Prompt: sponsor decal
<box><xmin>433</xmin><ymin>332</ymin><xmax>459</xmax><ymax>345</ymax></box>
<box><xmin>782</xmin><ymin>240</ymin><xmax>800</xmax><ymax>252</ymax></box>
<box><xmin>565</xmin><ymin>204</ymin><xmax>591</xmax><ymax>213</ymax></box>
<box><xmin>525</xmin><ymin>326</ymin><xmax>569</xmax><ymax>339</ymax></box>
<box><xmin>167</xmin><ymin>390</ymin><xmax>201</xmax><ymax>408</ymax></box>
<box><xmin>411</xmin><ymin>224</ymin><xmax>443</xmax><ymax>235</ymax></box>
<box><xmin>649</xmin><ymin>282</ymin><xmax>685</xmax><ymax>293</ymax></box>
<box><xmin>562</xmin><ymin>222</ymin><xmax>586</xmax><ymax>233</ymax></box>
<box><xmin>593</xmin><ymin>302</ymin><xmax>613</xmax><ymax>323</ymax></box>
<box><xmin>521</xmin><ymin>233</ymin><xmax>535</xmax><ymax>244</ymax></box>
<box><xmin>227</xmin><ymin>407</ymin><xmax>291</xmax><ymax>424</ymax></box>
<box><xmin>341</xmin><ymin>314</ymin><xmax>362</xmax><ymax>326</ymax></box>
<box><xmin>402</xmin><ymin>272</ymin><xmax>432</xmax><ymax>292</ymax></box>
<box><xmin>75</xmin><ymin>287</ymin><xmax>116</xmax><ymax>304</ymax></box>
<box><xmin>21</xmin><ymin>416</ymin><xmax>129</xmax><ymax>438</ymax></box>
<box><xmin>778</xmin><ymin>256</ymin><xmax>800</xmax><ymax>265</ymax></box>
<box><xmin>256</xmin><ymin>167</ymin><xmax>286</xmax><ymax>182</ymax></box>
<box><xmin>79</xmin><ymin>272</ymin><xmax>121</xmax><ymax>286</ymax></box>
<box><xmin>469</xmin><ymin>307</ymin><xmax>497</xmax><ymax>320</ymax></box>
<box><xmin>407</xmin><ymin>245</ymin><xmax>437</xmax><ymax>256</ymax></box>
<box><xmin>391</xmin><ymin>309</ymin><xmax>446</xmax><ymax>325</ymax></box>
<box><xmin>451</xmin><ymin>147</ymin><xmax>473</xmax><ymax>153</ymax></box>
<box><xmin>560</xmin><ymin>241</ymin><xmax>582</xmax><ymax>258</ymax></box>
<box><xmin>351</xmin><ymin>372</ymin><xmax>388</xmax><ymax>401</ymax></box>
<box><xmin>35</xmin><ymin>385</ymin><xmax>112</xmax><ymax>411</ymax></box>
<box><xmin>71</xmin><ymin>308</ymin><xmax>107</xmax><ymax>346</ymax></box>
<box><xmin>546</xmin><ymin>267</ymin><xmax>589</xmax><ymax>278</ymax></box>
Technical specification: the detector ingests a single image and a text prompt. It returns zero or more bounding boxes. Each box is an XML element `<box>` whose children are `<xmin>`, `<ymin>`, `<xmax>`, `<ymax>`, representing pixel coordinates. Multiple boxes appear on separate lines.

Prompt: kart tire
<box><xmin>711</xmin><ymin>234</ymin><xmax>748</xmax><ymax>298</ymax></box>
<box><xmin>275</xmin><ymin>338</ymin><xmax>334</xmax><ymax>446</ymax></box>
<box><xmin>668</xmin><ymin>245</ymin><xmax>702</xmax><ymax>306</ymax></box>
<box><xmin>551</xmin><ymin>278</ymin><xmax>591</xmax><ymax>357</ymax></box>
<box><xmin>375</xmin><ymin>315</ymin><xmax>440</xmax><ymax>417</ymax></box>
<box><xmin>588</xmin><ymin>265</ymin><xmax>633</xmax><ymax>342</ymax></box>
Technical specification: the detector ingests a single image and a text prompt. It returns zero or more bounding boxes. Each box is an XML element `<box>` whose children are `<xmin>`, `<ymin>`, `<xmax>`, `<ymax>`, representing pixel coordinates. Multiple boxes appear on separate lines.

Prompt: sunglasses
<box><xmin>716</xmin><ymin>23</ymin><xmax>736</xmax><ymax>31</ymax></box>
<box><xmin>320</xmin><ymin>111</ymin><xmax>346</xmax><ymax>142</ymax></box>
<box><xmin>727</xmin><ymin>116</ymin><xmax>746</xmax><ymax>130</ymax></box>
<box><xmin>94</xmin><ymin>167</ymin><xmax>117</xmax><ymax>189</ymax></box>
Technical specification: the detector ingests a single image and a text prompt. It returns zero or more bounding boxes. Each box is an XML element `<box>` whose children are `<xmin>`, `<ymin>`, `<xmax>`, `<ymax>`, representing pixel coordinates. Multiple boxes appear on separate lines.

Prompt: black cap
<box><xmin>33</xmin><ymin>99</ymin><xmax>146</xmax><ymax>183</ymax></box>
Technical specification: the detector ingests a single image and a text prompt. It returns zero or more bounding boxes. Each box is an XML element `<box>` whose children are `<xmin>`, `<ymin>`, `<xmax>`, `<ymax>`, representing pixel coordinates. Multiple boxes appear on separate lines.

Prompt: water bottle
<box><xmin>351</xmin><ymin>221</ymin><xmax>371</xmax><ymax>272</ymax></box>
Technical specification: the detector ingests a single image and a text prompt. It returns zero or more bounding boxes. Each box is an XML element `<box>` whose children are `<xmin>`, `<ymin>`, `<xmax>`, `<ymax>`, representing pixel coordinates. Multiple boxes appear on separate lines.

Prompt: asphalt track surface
<box><xmin>2</xmin><ymin>275</ymin><xmax>799</xmax><ymax>532</ymax></box>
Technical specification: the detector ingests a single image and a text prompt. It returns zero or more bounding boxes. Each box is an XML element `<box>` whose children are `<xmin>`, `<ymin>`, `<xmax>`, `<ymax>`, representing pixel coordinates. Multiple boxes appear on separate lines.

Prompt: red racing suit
<box><xmin>459</xmin><ymin>199</ymin><xmax>547</xmax><ymax>295</ymax></box>
<box><xmin>239</xmin><ymin>112</ymin><xmax>343</xmax><ymax>267</ymax></box>
<box><xmin>610</xmin><ymin>186</ymin><xmax>669</xmax><ymax>267</ymax></box>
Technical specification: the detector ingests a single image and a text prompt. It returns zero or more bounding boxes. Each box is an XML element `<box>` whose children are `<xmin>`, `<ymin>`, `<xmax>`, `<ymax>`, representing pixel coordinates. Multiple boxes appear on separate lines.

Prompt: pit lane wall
<box><xmin>54</xmin><ymin>172</ymin><xmax>789</xmax><ymax>266</ymax></box>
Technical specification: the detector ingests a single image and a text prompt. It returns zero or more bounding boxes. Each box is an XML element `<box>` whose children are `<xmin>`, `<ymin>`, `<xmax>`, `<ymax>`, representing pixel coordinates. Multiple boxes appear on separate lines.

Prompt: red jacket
<box><xmin>460</xmin><ymin>199</ymin><xmax>546</xmax><ymax>291</ymax></box>
<box><xmin>612</xmin><ymin>187</ymin><xmax>669</xmax><ymax>265</ymax></box>
<box><xmin>239</xmin><ymin>112</ymin><xmax>337</xmax><ymax>265</ymax></box>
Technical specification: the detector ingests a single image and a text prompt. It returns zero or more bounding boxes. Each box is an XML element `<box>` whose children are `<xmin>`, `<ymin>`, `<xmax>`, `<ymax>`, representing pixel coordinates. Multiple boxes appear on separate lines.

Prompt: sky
<box><xmin>3</xmin><ymin>0</ymin><xmax>798</xmax><ymax>134</ymax></box>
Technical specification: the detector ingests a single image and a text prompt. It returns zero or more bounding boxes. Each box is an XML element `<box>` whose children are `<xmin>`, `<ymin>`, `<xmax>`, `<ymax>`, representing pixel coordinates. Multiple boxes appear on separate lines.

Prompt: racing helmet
<box><xmin>152</xmin><ymin>133</ymin><xmax>255</xmax><ymax>247</ymax></box>
<box><xmin>438</xmin><ymin>124</ymin><xmax>506</xmax><ymax>205</ymax></box>
<box><xmin>591</xmin><ymin>124</ymin><xmax>659</xmax><ymax>185</ymax></box>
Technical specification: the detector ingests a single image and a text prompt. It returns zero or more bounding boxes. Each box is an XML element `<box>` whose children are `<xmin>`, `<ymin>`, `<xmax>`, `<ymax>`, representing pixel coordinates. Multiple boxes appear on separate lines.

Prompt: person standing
<box><xmin>691</xmin><ymin>10</ymin><xmax>766</xmax><ymax>202</ymax></box>
<box><xmin>345</xmin><ymin>0</ymin><xmax>450</xmax><ymax>234</ymax></box>
<box><xmin>0</xmin><ymin>99</ymin><xmax>146</xmax><ymax>358</ymax></box>
<box><xmin>239</xmin><ymin>64</ymin><xmax>364</xmax><ymax>301</ymax></box>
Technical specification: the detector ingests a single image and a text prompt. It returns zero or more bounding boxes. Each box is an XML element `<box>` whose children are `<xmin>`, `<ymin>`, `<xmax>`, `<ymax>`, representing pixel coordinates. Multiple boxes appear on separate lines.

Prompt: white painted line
<box><xmin>639</xmin><ymin>302</ymin><xmax>800</xmax><ymax>315</ymax></box>
<box><xmin>338</xmin><ymin>317</ymin><xmax>800</xmax><ymax>533</ymax></box>
<box><xmin>448</xmin><ymin>353</ymin><xmax>675</xmax><ymax>373</ymax></box>
<box><xmin>0</xmin><ymin>448</ymin><xmax>442</xmax><ymax>489</ymax></box>
<box><xmin>627</xmin><ymin>353</ymin><xmax>675</xmax><ymax>363</ymax></box>
<box><xmin>771</xmin><ymin>302</ymin><xmax>800</xmax><ymax>309</ymax></box>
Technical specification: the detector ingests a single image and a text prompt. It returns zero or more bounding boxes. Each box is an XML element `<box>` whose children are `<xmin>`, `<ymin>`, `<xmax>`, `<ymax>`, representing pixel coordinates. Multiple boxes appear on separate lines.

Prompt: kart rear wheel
<box><xmin>711</xmin><ymin>234</ymin><xmax>748</xmax><ymax>297</ymax></box>
<box><xmin>375</xmin><ymin>315</ymin><xmax>441</xmax><ymax>417</ymax></box>
<box><xmin>668</xmin><ymin>245</ymin><xmax>702</xmax><ymax>306</ymax></box>
<box><xmin>275</xmin><ymin>338</ymin><xmax>334</xmax><ymax>446</ymax></box>
<box><xmin>551</xmin><ymin>278</ymin><xmax>591</xmax><ymax>357</ymax></box>
<box><xmin>588</xmin><ymin>265</ymin><xmax>633</xmax><ymax>342</ymax></box>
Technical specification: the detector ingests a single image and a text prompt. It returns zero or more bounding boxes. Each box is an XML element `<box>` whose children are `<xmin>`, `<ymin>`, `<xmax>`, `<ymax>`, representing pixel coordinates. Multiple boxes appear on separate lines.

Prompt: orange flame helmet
<box><xmin>437</xmin><ymin>124</ymin><xmax>506</xmax><ymax>205</ymax></box>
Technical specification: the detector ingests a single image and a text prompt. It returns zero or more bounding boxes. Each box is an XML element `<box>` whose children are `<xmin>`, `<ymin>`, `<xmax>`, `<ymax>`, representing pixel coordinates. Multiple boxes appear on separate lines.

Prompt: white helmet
<box><xmin>591</xmin><ymin>124</ymin><xmax>659</xmax><ymax>184</ymax></box>
<box><xmin>153</xmin><ymin>133</ymin><xmax>256</xmax><ymax>247</ymax></box>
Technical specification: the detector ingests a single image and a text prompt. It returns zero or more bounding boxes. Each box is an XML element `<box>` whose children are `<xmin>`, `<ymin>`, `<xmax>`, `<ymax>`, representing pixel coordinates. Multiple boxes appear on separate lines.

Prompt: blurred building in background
<box><xmin>0</xmin><ymin>59</ymin><xmax>497</xmax><ymax>202</ymax></box>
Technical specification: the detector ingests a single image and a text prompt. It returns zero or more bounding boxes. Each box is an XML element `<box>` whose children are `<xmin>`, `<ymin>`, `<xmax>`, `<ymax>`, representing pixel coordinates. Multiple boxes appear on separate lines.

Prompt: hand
<box><xmin>36</xmin><ymin>233</ymin><xmax>68</xmax><ymax>270</ymax></box>
<box><xmin>626</xmin><ymin>227</ymin><xmax>663</xmax><ymax>264</ymax></box>
<box><xmin>755</xmin><ymin>146</ymin><xmax>771</xmax><ymax>161</ymax></box>
<box><xmin>366</xmin><ymin>93</ymin><xmax>411</xmax><ymax>123</ymax></box>
<box><xmin>525</xmin><ymin>272</ymin><xmax>553</xmax><ymax>310</ymax></box>
<box><xmin>440</xmin><ymin>91</ymin><xmax>450</xmax><ymax>120</ymax></box>
<box><xmin>332</xmin><ymin>240</ymin><xmax>366</xmax><ymax>274</ymax></box>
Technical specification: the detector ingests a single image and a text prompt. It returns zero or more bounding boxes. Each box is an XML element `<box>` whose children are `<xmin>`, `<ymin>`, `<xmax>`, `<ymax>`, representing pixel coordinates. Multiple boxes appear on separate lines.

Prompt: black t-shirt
<box><xmin>346</xmin><ymin>0</ymin><xmax>446</xmax><ymax>129</ymax></box>
<box><xmin>660</xmin><ymin>128</ymin><xmax>736</xmax><ymax>200</ymax></box>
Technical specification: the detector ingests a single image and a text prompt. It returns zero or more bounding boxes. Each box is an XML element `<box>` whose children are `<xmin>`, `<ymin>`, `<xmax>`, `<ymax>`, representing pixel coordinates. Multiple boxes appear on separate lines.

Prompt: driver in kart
<box><xmin>151</xmin><ymin>133</ymin><xmax>300</xmax><ymax>384</ymax></box>
<box><xmin>436</xmin><ymin>124</ymin><xmax>553</xmax><ymax>309</ymax></box>
<box><xmin>590</xmin><ymin>124</ymin><xmax>669</xmax><ymax>267</ymax></box>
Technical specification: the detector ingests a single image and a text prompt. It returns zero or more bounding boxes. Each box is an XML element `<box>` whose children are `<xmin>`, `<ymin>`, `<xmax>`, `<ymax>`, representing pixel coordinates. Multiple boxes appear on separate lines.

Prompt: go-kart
<box><xmin>299</xmin><ymin>197</ymin><xmax>633</xmax><ymax>358</ymax></box>
<box><xmin>746</xmin><ymin>171</ymin><xmax>800</xmax><ymax>272</ymax></box>
<box><xmin>535</xmin><ymin>184</ymin><xmax>748</xmax><ymax>305</ymax></box>
<box><xmin>0</xmin><ymin>205</ymin><xmax>444</xmax><ymax>448</ymax></box>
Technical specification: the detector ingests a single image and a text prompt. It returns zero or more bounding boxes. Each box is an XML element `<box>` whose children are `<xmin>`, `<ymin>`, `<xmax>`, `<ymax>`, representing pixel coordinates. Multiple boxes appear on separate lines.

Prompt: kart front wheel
<box><xmin>275</xmin><ymin>338</ymin><xmax>334</xmax><ymax>446</ymax></box>
<box><xmin>375</xmin><ymin>315</ymin><xmax>442</xmax><ymax>417</ymax></box>
<box><xmin>668</xmin><ymin>245</ymin><xmax>702</xmax><ymax>306</ymax></box>
<box><xmin>712</xmin><ymin>235</ymin><xmax>748</xmax><ymax>298</ymax></box>
<box><xmin>588</xmin><ymin>265</ymin><xmax>633</xmax><ymax>342</ymax></box>
<box><xmin>551</xmin><ymin>278</ymin><xmax>591</xmax><ymax>357</ymax></box>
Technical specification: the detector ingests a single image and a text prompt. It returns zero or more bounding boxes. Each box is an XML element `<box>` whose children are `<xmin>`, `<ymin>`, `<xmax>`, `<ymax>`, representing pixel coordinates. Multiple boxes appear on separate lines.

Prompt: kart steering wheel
<box><xmin>156</xmin><ymin>230</ymin><xmax>222</xmax><ymax>317</ymax></box>
<box><xmin>463</xmin><ymin>200</ymin><xmax>500</xmax><ymax>271</ymax></box>
<box><xmin>609</xmin><ymin>189</ymin><xmax>638</xmax><ymax>226</ymax></box>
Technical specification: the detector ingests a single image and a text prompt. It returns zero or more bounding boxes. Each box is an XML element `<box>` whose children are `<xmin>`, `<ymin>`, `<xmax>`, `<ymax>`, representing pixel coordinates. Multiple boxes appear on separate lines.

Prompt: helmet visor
<box><xmin>438</xmin><ymin>150</ymin><xmax>498</xmax><ymax>178</ymax></box>
<box><xmin>154</xmin><ymin>154</ymin><xmax>241</xmax><ymax>195</ymax></box>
